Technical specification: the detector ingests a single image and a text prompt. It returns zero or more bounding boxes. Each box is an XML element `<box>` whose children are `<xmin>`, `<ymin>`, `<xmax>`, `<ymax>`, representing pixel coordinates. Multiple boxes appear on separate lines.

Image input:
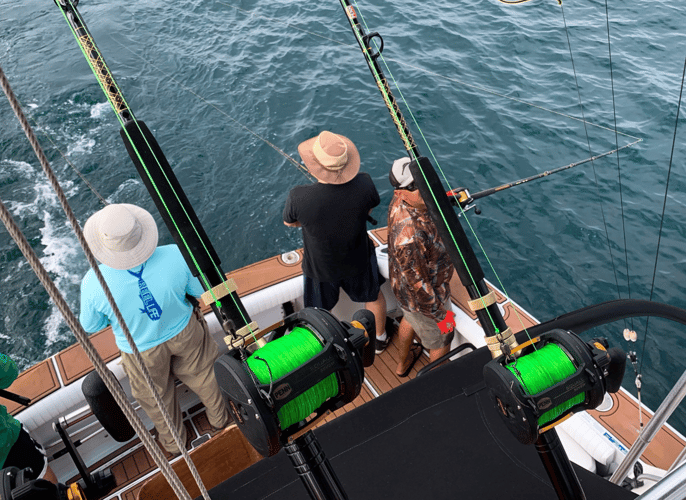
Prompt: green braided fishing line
<box><xmin>506</xmin><ymin>344</ymin><xmax>585</xmax><ymax>426</ymax></box>
<box><xmin>246</xmin><ymin>326</ymin><xmax>339</xmax><ymax>429</ymax></box>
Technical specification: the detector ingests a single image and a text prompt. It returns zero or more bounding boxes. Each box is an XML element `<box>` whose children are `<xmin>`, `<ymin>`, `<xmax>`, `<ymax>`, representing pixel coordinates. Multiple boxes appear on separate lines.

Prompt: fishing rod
<box><xmin>337</xmin><ymin>0</ymin><xmax>512</xmax><ymax>352</ymax></box>
<box><xmin>53</xmin><ymin>0</ymin><xmax>255</xmax><ymax>342</ymax></box>
<box><xmin>55</xmin><ymin>6</ymin><xmax>381</xmax><ymax>500</ymax></box>
<box><xmin>447</xmin><ymin>139</ymin><xmax>641</xmax><ymax>210</ymax></box>
<box><xmin>335</xmin><ymin>3</ymin><xmax>624</xmax><ymax>499</ymax></box>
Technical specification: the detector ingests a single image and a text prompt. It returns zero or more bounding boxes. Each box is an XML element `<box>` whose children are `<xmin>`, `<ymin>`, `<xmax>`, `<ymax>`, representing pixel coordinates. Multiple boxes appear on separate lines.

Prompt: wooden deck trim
<box><xmin>589</xmin><ymin>391</ymin><xmax>685</xmax><ymax>470</ymax></box>
<box><xmin>3</xmin><ymin>359</ymin><xmax>59</xmax><ymax>416</ymax></box>
<box><xmin>55</xmin><ymin>328</ymin><xmax>120</xmax><ymax>386</ymax></box>
<box><xmin>136</xmin><ymin>426</ymin><xmax>262</xmax><ymax>500</ymax></box>
<box><xmin>370</xmin><ymin>227</ymin><xmax>387</xmax><ymax>245</ymax></box>
<box><xmin>226</xmin><ymin>249</ymin><xmax>304</xmax><ymax>296</ymax></box>
<box><xmin>199</xmin><ymin>249</ymin><xmax>304</xmax><ymax>314</ymax></box>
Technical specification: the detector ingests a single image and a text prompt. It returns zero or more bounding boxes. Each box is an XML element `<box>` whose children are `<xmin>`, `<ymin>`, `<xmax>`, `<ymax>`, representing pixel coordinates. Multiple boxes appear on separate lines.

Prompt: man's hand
<box><xmin>437</xmin><ymin>310</ymin><xmax>456</xmax><ymax>334</ymax></box>
<box><xmin>284</xmin><ymin>220</ymin><xmax>301</xmax><ymax>227</ymax></box>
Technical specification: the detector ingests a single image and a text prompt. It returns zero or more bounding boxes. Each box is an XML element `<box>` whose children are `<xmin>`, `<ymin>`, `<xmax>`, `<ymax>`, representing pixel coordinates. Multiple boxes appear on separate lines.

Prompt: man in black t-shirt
<box><xmin>283</xmin><ymin>131</ymin><xmax>390</xmax><ymax>353</ymax></box>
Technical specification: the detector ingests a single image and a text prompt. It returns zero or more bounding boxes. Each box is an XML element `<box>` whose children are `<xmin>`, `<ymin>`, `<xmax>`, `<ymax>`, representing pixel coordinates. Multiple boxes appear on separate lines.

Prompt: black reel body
<box><xmin>483</xmin><ymin>329</ymin><xmax>625</xmax><ymax>445</ymax></box>
<box><xmin>214</xmin><ymin>308</ymin><xmax>368</xmax><ymax>457</ymax></box>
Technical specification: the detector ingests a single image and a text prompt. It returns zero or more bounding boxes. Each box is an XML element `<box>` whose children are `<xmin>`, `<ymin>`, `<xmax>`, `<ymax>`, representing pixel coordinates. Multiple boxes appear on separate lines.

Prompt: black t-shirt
<box><xmin>283</xmin><ymin>172</ymin><xmax>380</xmax><ymax>282</ymax></box>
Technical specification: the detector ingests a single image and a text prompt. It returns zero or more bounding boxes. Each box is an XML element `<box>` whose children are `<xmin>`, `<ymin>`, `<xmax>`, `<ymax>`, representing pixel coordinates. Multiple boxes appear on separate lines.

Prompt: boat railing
<box><xmin>634</xmin><ymin>458</ymin><xmax>686</xmax><ymax>499</ymax></box>
<box><xmin>611</xmin><ymin>362</ymin><xmax>686</xmax><ymax>485</ymax></box>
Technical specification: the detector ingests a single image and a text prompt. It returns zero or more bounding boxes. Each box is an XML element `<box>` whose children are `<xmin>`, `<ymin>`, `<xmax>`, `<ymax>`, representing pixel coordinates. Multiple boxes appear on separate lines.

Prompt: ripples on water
<box><xmin>2</xmin><ymin>0</ymin><xmax>686</xmax><ymax>431</ymax></box>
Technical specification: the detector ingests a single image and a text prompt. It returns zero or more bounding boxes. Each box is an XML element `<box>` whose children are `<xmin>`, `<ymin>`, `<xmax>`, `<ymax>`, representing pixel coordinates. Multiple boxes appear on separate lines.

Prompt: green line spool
<box><xmin>505</xmin><ymin>343</ymin><xmax>585</xmax><ymax>426</ymax></box>
<box><xmin>483</xmin><ymin>329</ymin><xmax>625</xmax><ymax>445</ymax></box>
<box><xmin>246</xmin><ymin>326</ymin><xmax>339</xmax><ymax>429</ymax></box>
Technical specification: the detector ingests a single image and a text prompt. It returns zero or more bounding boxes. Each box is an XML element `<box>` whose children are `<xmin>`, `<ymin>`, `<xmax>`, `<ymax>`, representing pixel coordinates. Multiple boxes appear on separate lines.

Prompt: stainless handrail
<box><xmin>611</xmin><ymin>365</ymin><xmax>686</xmax><ymax>485</ymax></box>
<box><xmin>634</xmin><ymin>459</ymin><xmax>686</xmax><ymax>500</ymax></box>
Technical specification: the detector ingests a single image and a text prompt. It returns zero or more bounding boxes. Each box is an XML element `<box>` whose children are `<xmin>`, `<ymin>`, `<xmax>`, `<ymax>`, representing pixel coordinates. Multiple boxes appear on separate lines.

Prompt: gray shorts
<box><xmin>401</xmin><ymin>306</ymin><xmax>455</xmax><ymax>350</ymax></box>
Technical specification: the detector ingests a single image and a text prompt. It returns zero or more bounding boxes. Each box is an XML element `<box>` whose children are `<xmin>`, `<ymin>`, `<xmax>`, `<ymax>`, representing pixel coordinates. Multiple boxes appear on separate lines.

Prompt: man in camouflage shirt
<box><xmin>387</xmin><ymin>157</ymin><xmax>456</xmax><ymax>377</ymax></box>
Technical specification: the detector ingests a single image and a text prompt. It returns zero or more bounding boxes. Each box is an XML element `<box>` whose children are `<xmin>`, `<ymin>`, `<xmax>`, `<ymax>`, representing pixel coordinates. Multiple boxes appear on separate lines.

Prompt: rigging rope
<box><xmin>560</xmin><ymin>3</ymin><xmax>625</xmax><ymax>321</ymax></box>
<box><xmin>0</xmin><ymin>62</ymin><xmax>198</xmax><ymax>500</ymax></box>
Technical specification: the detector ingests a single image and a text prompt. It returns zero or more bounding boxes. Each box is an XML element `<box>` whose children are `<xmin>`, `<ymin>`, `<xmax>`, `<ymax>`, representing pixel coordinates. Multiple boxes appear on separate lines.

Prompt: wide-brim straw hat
<box><xmin>298</xmin><ymin>131</ymin><xmax>360</xmax><ymax>185</ymax></box>
<box><xmin>83</xmin><ymin>204</ymin><xmax>158</xmax><ymax>270</ymax></box>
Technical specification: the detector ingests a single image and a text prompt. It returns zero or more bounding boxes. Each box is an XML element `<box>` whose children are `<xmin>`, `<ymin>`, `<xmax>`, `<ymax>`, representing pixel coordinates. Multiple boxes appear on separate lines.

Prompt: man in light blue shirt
<box><xmin>79</xmin><ymin>204</ymin><xmax>229</xmax><ymax>455</ymax></box>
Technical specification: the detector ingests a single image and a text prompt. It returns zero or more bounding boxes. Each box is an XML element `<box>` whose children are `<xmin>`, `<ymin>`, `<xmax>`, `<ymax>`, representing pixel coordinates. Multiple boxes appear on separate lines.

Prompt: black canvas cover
<box><xmin>206</xmin><ymin>346</ymin><xmax>637</xmax><ymax>500</ymax></box>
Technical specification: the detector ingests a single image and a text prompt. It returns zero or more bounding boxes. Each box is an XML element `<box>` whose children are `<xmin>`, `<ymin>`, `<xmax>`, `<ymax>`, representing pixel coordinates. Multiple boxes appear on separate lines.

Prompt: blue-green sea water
<box><xmin>2</xmin><ymin>0</ymin><xmax>686</xmax><ymax>433</ymax></box>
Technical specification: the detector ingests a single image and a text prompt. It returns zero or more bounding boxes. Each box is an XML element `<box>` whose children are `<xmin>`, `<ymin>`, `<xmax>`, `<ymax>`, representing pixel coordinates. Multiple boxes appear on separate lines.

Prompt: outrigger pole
<box><xmin>53</xmin><ymin>0</ymin><xmax>255</xmax><ymax>343</ymax></box>
<box><xmin>337</xmin><ymin>0</ymin><xmax>515</xmax><ymax>356</ymax></box>
<box><xmin>337</xmin><ymin>3</ymin><xmax>586</xmax><ymax>499</ymax></box>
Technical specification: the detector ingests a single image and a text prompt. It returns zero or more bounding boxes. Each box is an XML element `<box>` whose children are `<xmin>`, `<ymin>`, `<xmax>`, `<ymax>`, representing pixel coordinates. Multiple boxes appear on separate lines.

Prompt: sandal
<box><xmin>397</xmin><ymin>343</ymin><xmax>423</xmax><ymax>378</ymax></box>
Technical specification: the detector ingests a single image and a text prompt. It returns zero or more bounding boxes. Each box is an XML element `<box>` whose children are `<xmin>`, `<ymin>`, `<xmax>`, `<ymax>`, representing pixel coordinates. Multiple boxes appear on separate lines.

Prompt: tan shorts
<box><xmin>400</xmin><ymin>306</ymin><xmax>454</xmax><ymax>350</ymax></box>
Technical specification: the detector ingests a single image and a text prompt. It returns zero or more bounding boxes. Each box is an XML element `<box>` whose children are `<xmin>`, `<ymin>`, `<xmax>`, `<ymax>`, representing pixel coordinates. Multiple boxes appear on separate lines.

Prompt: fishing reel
<box><xmin>446</xmin><ymin>188</ymin><xmax>481</xmax><ymax>215</ymax></box>
<box><xmin>214</xmin><ymin>307</ymin><xmax>375</xmax><ymax>457</ymax></box>
<box><xmin>483</xmin><ymin>329</ymin><xmax>626</xmax><ymax>445</ymax></box>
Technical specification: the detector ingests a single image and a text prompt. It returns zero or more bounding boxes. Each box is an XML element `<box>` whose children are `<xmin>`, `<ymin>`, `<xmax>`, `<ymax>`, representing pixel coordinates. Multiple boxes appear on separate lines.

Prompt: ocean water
<box><xmin>2</xmin><ymin>0</ymin><xmax>686</xmax><ymax>433</ymax></box>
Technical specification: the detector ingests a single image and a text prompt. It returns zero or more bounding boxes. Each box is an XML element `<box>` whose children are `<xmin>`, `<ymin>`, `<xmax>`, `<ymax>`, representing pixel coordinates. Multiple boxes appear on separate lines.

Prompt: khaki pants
<box><xmin>120</xmin><ymin>310</ymin><xmax>230</xmax><ymax>453</ymax></box>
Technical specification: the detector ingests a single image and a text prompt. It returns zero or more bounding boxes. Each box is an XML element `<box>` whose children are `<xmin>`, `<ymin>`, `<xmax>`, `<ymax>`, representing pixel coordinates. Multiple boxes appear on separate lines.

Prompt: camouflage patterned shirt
<box><xmin>387</xmin><ymin>191</ymin><xmax>454</xmax><ymax>322</ymax></box>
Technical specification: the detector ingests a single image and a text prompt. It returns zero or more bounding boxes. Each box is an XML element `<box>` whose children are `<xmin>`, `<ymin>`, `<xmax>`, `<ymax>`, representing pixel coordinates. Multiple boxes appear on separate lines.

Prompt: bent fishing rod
<box><xmin>54</xmin><ymin>0</ymin><xmax>255</xmax><ymax>342</ymax></box>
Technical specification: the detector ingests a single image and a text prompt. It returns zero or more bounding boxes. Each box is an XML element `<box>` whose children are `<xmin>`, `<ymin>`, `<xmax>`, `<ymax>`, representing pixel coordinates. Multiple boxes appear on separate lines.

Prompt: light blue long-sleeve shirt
<box><xmin>79</xmin><ymin>245</ymin><xmax>204</xmax><ymax>353</ymax></box>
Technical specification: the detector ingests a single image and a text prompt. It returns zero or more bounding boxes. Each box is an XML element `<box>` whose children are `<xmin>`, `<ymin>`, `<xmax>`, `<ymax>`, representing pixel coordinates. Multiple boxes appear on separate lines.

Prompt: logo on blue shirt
<box><xmin>127</xmin><ymin>265</ymin><xmax>162</xmax><ymax>321</ymax></box>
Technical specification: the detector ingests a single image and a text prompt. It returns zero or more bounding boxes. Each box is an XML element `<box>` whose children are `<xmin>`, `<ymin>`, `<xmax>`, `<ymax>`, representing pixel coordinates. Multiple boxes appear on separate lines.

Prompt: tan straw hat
<box><xmin>83</xmin><ymin>204</ymin><xmax>158</xmax><ymax>270</ymax></box>
<box><xmin>298</xmin><ymin>131</ymin><xmax>361</xmax><ymax>184</ymax></box>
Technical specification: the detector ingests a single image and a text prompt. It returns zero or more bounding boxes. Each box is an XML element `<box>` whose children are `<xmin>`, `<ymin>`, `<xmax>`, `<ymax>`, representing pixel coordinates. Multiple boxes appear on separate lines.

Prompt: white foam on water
<box><xmin>1</xmin><ymin>158</ymin><xmax>83</xmax><ymax>346</ymax></box>
<box><xmin>90</xmin><ymin>101</ymin><xmax>110</xmax><ymax>119</ymax></box>
<box><xmin>38</xmin><ymin>210</ymin><xmax>82</xmax><ymax>345</ymax></box>
<box><xmin>107</xmin><ymin>178</ymin><xmax>143</xmax><ymax>202</ymax></box>
<box><xmin>66</xmin><ymin>135</ymin><xmax>96</xmax><ymax>156</ymax></box>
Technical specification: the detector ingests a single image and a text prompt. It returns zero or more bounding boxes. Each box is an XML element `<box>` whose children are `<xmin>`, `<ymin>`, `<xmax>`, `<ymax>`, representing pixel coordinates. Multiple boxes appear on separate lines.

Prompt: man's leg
<box><xmin>169</xmin><ymin>314</ymin><xmax>230</xmax><ymax>430</ymax></box>
<box><xmin>121</xmin><ymin>347</ymin><xmax>186</xmax><ymax>454</ymax></box>
<box><xmin>304</xmin><ymin>275</ymin><xmax>340</xmax><ymax>310</ymax></box>
<box><xmin>365</xmin><ymin>289</ymin><xmax>387</xmax><ymax>340</ymax></box>
<box><xmin>429</xmin><ymin>344</ymin><xmax>450</xmax><ymax>364</ymax></box>
<box><xmin>395</xmin><ymin>317</ymin><xmax>416</xmax><ymax>376</ymax></box>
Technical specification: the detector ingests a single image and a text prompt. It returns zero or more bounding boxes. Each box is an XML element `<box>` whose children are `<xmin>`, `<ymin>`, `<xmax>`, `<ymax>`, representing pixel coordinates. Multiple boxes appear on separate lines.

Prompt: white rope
<box><xmin>0</xmin><ymin>62</ymin><xmax>209</xmax><ymax>500</ymax></box>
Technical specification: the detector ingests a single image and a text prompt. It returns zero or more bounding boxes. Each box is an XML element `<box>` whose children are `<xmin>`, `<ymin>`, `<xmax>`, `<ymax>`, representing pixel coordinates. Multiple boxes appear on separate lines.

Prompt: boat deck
<box><xmin>4</xmin><ymin>228</ymin><xmax>685</xmax><ymax>498</ymax></box>
<box><xmin>53</xmin><ymin>331</ymin><xmax>429</xmax><ymax>500</ymax></box>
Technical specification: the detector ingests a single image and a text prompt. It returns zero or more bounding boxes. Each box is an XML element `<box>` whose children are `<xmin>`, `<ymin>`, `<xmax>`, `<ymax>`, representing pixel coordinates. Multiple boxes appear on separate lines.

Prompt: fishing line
<box><xmin>246</xmin><ymin>326</ymin><xmax>339</xmax><ymax>429</ymax></box>
<box><xmin>57</xmin><ymin>1</ymin><xmax>257</xmax><ymax>339</ymax></box>
<box><xmin>639</xmin><ymin>54</ymin><xmax>686</xmax><ymax>374</ymax></box>
<box><xmin>342</xmin><ymin>0</ymin><xmax>501</xmax><ymax>336</ymax></box>
<box><xmin>506</xmin><ymin>343</ymin><xmax>584</xmax><ymax>426</ymax></box>
<box><xmin>560</xmin><ymin>4</ymin><xmax>626</xmax><ymax>318</ymax></box>
<box><xmin>352</xmin><ymin>0</ymin><xmax>641</xmax><ymax>342</ymax></box>
<box><xmin>58</xmin><ymin>4</ymin><xmax>220</xmax><ymax>283</ymax></box>
<box><xmin>352</xmin><ymin>1</ymin><xmax>524</xmax><ymax>336</ymax></box>
<box><xmin>107</xmin><ymin>36</ymin><xmax>314</xmax><ymax>183</ymax></box>
<box><xmin>604</xmin><ymin>0</ymin><xmax>634</xmax><ymax>335</ymax></box>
